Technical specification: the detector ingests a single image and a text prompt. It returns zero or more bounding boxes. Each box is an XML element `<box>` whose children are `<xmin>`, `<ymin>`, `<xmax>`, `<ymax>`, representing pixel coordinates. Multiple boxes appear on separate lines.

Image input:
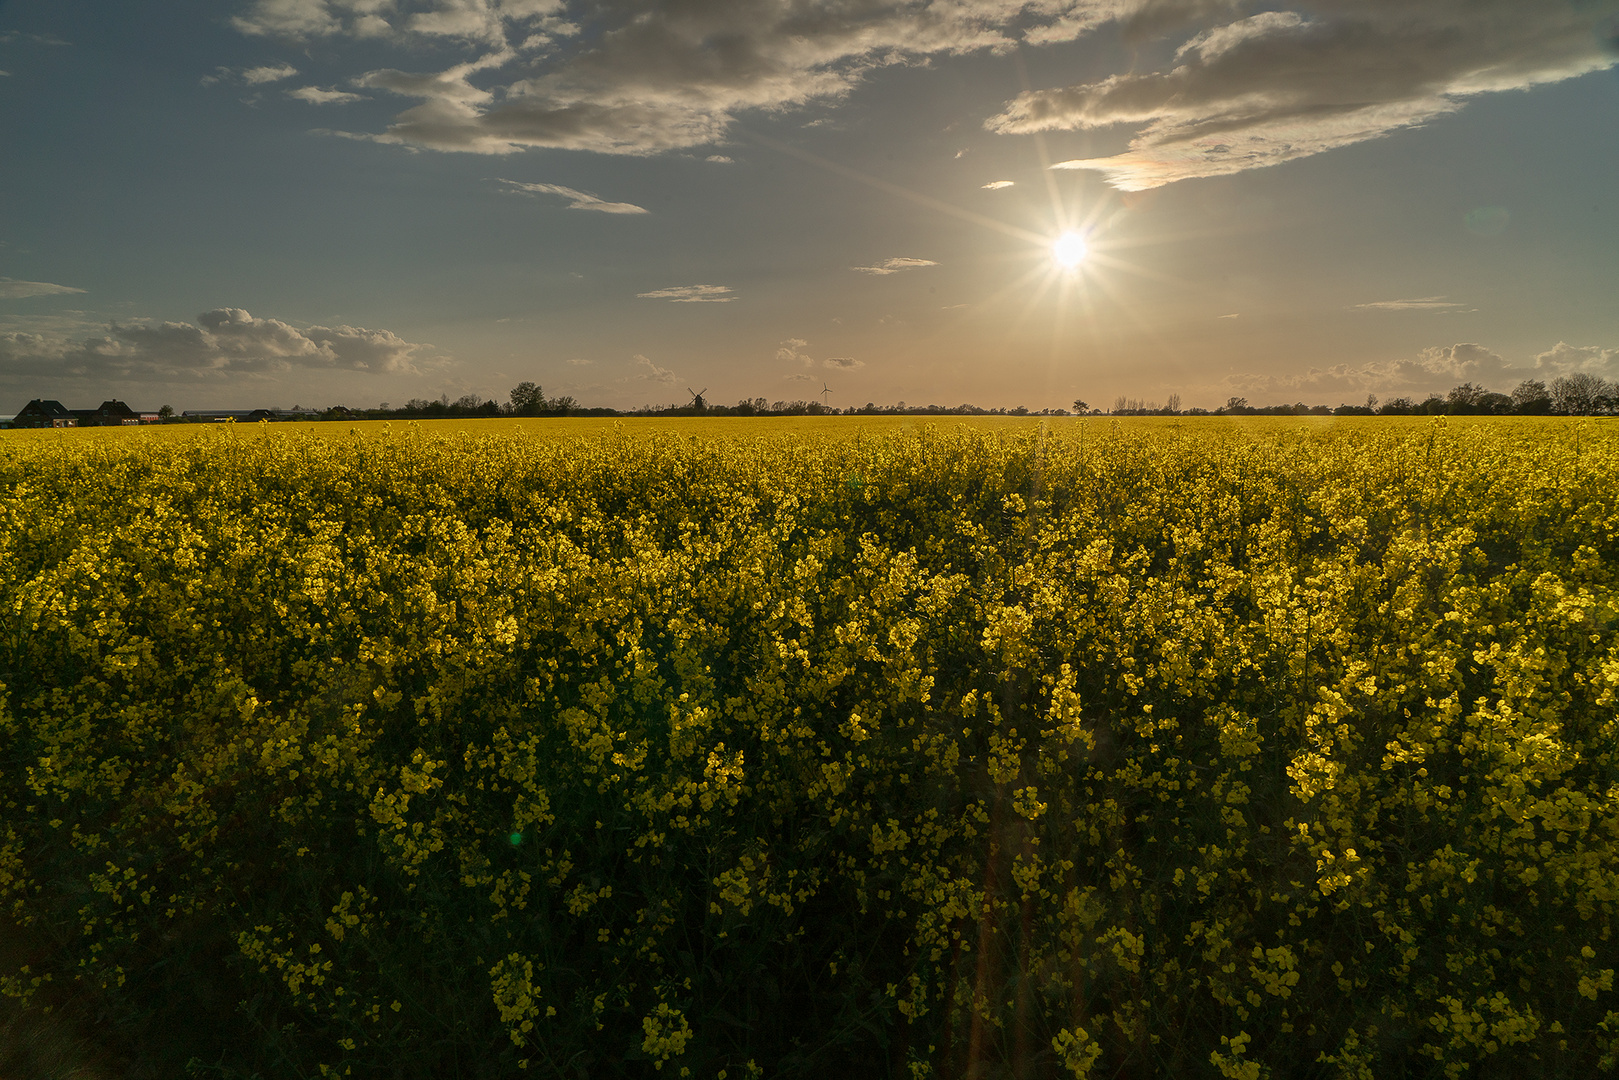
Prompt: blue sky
<box><xmin>1</xmin><ymin>0</ymin><xmax>1616</xmax><ymax>411</ymax></box>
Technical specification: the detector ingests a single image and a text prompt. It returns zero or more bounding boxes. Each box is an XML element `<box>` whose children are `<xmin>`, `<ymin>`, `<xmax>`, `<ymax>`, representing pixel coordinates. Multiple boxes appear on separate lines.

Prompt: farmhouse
<box><xmin>10</xmin><ymin>399</ymin><xmax>78</xmax><ymax>428</ymax></box>
<box><xmin>6</xmin><ymin>400</ymin><xmax>162</xmax><ymax>428</ymax></box>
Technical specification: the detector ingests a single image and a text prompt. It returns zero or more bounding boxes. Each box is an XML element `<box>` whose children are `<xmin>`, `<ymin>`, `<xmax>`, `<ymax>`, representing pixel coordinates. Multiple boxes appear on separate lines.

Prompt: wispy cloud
<box><xmin>0</xmin><ymin>307</ymin><xmax>427</xmax><ymax>380</ymax></box>
<box><xmin>223</xmin><ymin>0</ymin><xmax>1111</xmax><ymax>156</ymax></box>
<box><xmin>981</xmin><ymin>180</ymin><xmax>1014</xmax><ymax>189</ymax></box>
<box><xmin>630</xmin><ymin>353</ymin><xmax>677</xmax><ymax>383</ymax></box>
<box><xmin>1354</xmin><ymin>296</ymin><xmax>1471</xmax><ymax>312</ymax></box>
<box><xmin>288</xmin><ymin>85</ymin><xmax>366</xmax><ymax>104</ymax></box>
<box><xmin>0</xmin><ymin>31</ymin><xmax>70</xmax><ymax>47</ymax></box>
<box><xmin>995</xmin><ymin>2</ymin><xmax>1619</xmax><ymax>190</ymax></box>
<box><xmin>244</xmin><ymin>62</ymin><xmax>300</xmax><ymax>84</ymax></box>
<box><xmin>637</xmin><ymin>285</ymin><xmax>734</xmax><ymax>303</ymax></box>
<box><xmin>566</xmin><ymin>356</ymin><xmax>593</xmax><ymax>366</ymax></box>
<box><xmin>705</xmin><ymin>155</ymin><xmax>734</xmax><ymax>164</ymax></box>
<box><xmin>776</xmin><ymin>338</ymin><xmax>812</xmax><ymax>365</ymax></box>
<box><xmin>823</xmin><ymin>356</ymin><xmax>863</xmax><ymax>369</ymax></box>
<box><xmin>0</xmin><ymin>278</ymin><xmax>86</xmax><ymax>299</ymax></box>
<box><xmin>499</xmin><ymin>178</ymin><xmax>648</xmax><ymax>214</ymax></box>
<box><xmin>852</xmin><ymin>257</ymin><xmax>937</xmax><ymax>275</ymax></box>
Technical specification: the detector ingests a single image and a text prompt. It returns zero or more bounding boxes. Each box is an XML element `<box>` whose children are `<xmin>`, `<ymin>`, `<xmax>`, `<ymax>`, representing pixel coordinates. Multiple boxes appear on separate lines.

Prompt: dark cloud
<box><xmin>0</xmin><ymin>308</ymin><xmax>427</xmax><ymax>381</ymax></box>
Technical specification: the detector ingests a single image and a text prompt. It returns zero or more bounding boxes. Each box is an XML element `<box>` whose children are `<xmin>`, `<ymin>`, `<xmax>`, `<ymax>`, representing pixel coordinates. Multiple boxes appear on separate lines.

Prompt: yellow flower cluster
<box><xmin>0</xmin><ymin>417</ymin><xmax>1615</xmax><ymax>1078</ymax></box>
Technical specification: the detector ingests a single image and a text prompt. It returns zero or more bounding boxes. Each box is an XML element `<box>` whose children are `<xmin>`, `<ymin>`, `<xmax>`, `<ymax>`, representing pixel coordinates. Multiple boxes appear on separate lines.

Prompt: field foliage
<box><xmin>1</xmin><ymin>418</ymin><xmax>1617</xmax><ymax>1078</ymax></box>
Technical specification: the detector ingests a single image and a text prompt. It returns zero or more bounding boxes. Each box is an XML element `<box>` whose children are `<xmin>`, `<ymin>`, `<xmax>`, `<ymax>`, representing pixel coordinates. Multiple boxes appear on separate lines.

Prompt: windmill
<box><xmin>820</xmin><ymin>382</ymin><xmax>832</xmax><ymax>409</ymax></box>
<box><xmin>687</xmin><ymin>387</ymin><xmax>708</xmax><ymax>412</ymax></box>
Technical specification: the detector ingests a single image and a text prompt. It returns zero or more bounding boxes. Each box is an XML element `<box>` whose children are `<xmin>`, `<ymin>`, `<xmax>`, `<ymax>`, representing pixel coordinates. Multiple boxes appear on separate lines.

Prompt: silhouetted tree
<box><xmin>1511</xmin><ymin>379</ymin><xmax>1553</xmax><ymax>414</ymax></box>
<box><xmin>509</xmin><ymin>381</ymin><xmax>546</xmax><ymax>415</ymax></box>
<box><xmin>1551</xmin><ymin>372</ymin><xmax>1611</xmax><ymax>415</ymax></box>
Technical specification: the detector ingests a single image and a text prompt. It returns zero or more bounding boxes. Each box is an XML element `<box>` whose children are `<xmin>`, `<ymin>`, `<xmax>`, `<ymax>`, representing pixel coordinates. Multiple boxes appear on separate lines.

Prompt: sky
<box><xmin>1</xmin><ymin>0</ymin><xmax>1616</xmax><ymax>413</ymax></box>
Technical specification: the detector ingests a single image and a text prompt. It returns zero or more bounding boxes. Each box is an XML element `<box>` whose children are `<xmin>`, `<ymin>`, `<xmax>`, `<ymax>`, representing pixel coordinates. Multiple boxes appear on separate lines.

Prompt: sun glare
<box><xmin>1052</xmin><ymin>231</ymin><xmax>1088</xmax><ymax>269</ymax></box>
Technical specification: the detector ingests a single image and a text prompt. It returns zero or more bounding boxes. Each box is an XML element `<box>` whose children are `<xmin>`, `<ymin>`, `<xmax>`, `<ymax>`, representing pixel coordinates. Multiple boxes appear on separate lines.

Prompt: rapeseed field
<box><xmin>1</xmin><ymin>417</ymin><xmax>1615</xmax><ymax>1078</ymax></box>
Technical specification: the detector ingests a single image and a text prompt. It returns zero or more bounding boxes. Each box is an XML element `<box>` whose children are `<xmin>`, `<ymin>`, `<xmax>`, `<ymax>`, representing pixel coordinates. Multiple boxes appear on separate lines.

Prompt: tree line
<box><xmin>1105</xmin><ymin>374</ymin><xmax>1616</xmax><ymax>417</ymax></box>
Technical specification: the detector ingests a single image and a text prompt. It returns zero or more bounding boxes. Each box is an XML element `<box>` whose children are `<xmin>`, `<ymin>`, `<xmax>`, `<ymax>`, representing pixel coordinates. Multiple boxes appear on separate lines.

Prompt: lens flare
<box><xmin>1052</xmin><ymin>231</ymin><xmax>1088</xmax><ymax>269</ymax></box>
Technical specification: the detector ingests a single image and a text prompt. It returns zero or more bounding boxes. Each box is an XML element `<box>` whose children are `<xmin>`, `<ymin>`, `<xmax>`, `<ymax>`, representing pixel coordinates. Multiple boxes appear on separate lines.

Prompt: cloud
<box><xmin>0</xmin><ymin>308</ymin><xmax>427</xmax><ymax>380</ymax></box>
<box><xmin>993</xmin><ymin>1</ymin><xmax>1619</xmax><ymax>190</ymax></box>
<box><xmin>776</xmin><ymin>338</ymin><xmax>812</xmax><ymax>365</ymax></box>
<box><xmin>706</xmin><ymin>155</ymin><xmax>734</xmax><ymax>164</ymax></box>
<box><xmin>499</xmin><ymin>178</ymin><xmax>648</xmax><ymax>213</ymax></box>
<box><xmin>823</xmin><ymin>356</ymin><xmax>864</xmax><ymax>369</ymax></box>
<box><xmin>227</xmin><ymin>0</ymin><xmax>1137</xmax><ymax>156</ymax></box>
<box><xmin>566</xmin><ymin>356</ymin><xmax>593</xmax><ymax>365</ymax></box>
<box><xmin>0</xmin><ymin>70</ymin><xmax>10</xmax><ymax>78</ymax></box>
<box><xmin>852</xmin><ymin>257</ymin><xmax>938</xmax><ymax>275</ymax></box>
<box><xmin>288</xmin><ymin>85</ymin><xmax>367</xmax><ymax>104</ymax></box>
<box><xmin>1222</xmin><ymin>338</ymin><xmax>1619</xmax><ymax>402</ymax></box>
<box><xmin>0</xmin><ymin>278</ymin><xmax>86</xmax><ymax>299</ymax></box>
<box><xmin>1533</xmin><ymin>341</ymin><xmax>1619</xmax><ymax>374</ymax></box>
<box><xmin>981</xmin><ymin>180</ymin><xmax>1015</xmax><ymax>189</ymax></box>
<box><xmin>0</xmin><ymin>31</ymin><xmax>70</xmax><ymax>47</ymax></box>
<box><xmin>1354</xmin><ymin>296</ymin><xmax>1468</xmax><ymax>312</ymax></box>
<box><xmin>629</xmin><ymin>353</ymin><xmax>677</xmax><ymax>383</ymax></box>
<box><xmin>637</xmin><ymin>284</ymin><xmax>734</xmax><ymax>302</ymax></box>
<box><xmin>244</xmin><ymin>62</ymin><xmax>300</xmax><ymax>84</ymax></box>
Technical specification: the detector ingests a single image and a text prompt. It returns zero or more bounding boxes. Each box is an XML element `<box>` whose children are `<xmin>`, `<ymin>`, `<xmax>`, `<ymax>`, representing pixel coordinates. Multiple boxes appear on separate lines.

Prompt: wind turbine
<box><xmin>820</xmin><ymin>382</ymin><xmax>832</xmax><ymax>409</ymax></box>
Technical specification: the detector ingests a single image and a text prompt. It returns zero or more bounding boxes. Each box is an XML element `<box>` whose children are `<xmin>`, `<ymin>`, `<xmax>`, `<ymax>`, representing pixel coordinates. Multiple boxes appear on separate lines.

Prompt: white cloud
<box><xmin>637</xmin><ymin>284</ymin><xmax>734</xmax><ymax>302</ymax></box>
<box><xmin>629</xmin><ymin>353</ymin><xmax>677</xmax><ymax>383</ymax></box>
<box><xmin>0</xmin><ymin>307</ymin><xmax>427</xmax><ymax>380</ymax></box>
<box><xmin>0</xmin><ymin>278</ymin><xmax>86</xmax><ymax>299</ymax></box>
<box><xmin>566</xmin><ymin>356</ymin><xmax>593</xmax><ymax>366</ymax></box>
<box><xmin>776</xmin><ymin>338</ymin><xmax>812</xmax><ymax>365</ymax></box>
<box><xmin>288</xmin><ymin>85</ymin><xmax>367</xmax><ymax>104</ymax></box>
<box><xmin>0</xmin><ymin>70</ymin><xmax>11</xmax><ymax>78</ymax></box>
<box><xmin>994</xmin><ymin>0</ymin><xmax>1619</xmax><ymax>190</ymax></box>
<box><xmin>1533</xmin><ymin>341</ymin><xmax>1619</xmax><ymax>374</ymax></box>
<box><xmin>852</xmin><ymin>257</ymin><xmax>938</xmax><ymax>275</ymax></box>
<box><xmin>981</xmin><ymin>180</ymin><xmax>1015</xmax><ymax>189</ymax></box>
<box><xmin>823</xmin><ymin>356</ymin><xmax>864</xmax><ymax>369</ymax></box>
<box><xmin>705</xmin><ymin>155</ymin><xmax>734</xmax><ymax>164</ymax></box>
<box><xmin>499</xmin><ymin>178</ymin><xmax>648</xmax><ymax>213</ymax></box>
<box><xmin>244</xmin><ymin>62</ymin><xmax>300</xmax><ymax>84</ymax></box>
<box><xmin>1354</xmin><ymin>296</ymin><xmax>1468</xmax><ymax>312</ymax></box>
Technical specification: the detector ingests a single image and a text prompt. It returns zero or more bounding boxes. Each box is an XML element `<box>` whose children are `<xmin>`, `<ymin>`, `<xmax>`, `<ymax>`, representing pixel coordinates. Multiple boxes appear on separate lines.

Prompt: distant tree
<box><xmin>509</xmin><ymin>381</ymin><xmax>546</xmax><ymax>415</ymax></box>
<box><xmin>1419</xmin><ymin>394</ymin><xmax>1447</xmax><ymax>414</ymax></box>
<box><xmin>1366</xmin><ymin>394</ymin><xmax>1378</xmax><ymax>411</ymax></box>
<box><xmin>1073</xmin><ymin>399</ymin><xmax>1089</xmax><ymax>414</ymax></box>
<box><xmin>1446</xmin><ymin>382</ymin><xmax>1487</xmax><ymax>413</ymax></box>
<box><xmin>1551</xmin><ymin>372</ymin><xmax>1609</xmax><ymax>415</ymax></box>
<box><xmin>1511</xmin><ymin>379</ymin><xmax>1552</xmax><ymax>414</ymax></box>
<box><xmin>1224</xmin><ymin>396</ymin><xmax>1249</xmax><ymax>413</ymax></box>
<box><xmin>1166</xmin><ymin>393</ymin><xmax>1181</xmax><ymax>414</ymax></box>
<box><xmin>158</xmin><ymin>404</ymin><xmax>174</xmax><ymax>420</ymax></box>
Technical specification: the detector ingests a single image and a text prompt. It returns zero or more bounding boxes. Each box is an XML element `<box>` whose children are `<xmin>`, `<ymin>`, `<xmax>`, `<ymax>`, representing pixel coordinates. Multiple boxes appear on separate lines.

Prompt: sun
<box><xmin>1052</xmin><ymin>230</ymin><xmax>1088</xmax><ymax>269</ymax></box>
